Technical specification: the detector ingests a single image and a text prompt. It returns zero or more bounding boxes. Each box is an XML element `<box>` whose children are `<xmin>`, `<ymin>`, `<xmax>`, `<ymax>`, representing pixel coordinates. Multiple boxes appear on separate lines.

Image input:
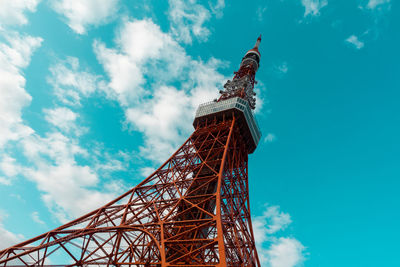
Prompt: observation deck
<box><xmin>193</xmin><ymin>97</ymin><xmax>262</xmax><ymax>154</ymax></box>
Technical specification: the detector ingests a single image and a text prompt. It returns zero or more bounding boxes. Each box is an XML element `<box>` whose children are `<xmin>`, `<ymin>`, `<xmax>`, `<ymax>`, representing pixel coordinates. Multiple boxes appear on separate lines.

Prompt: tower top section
<box><xmin>219</xmin><ymin>35</ymin><xmax>262</xmax><ymax>110</ymax></box>
<box><xmin>193</xmin><ymin>35</ymin><xmax>263</xmax><ymax>153</ymax></box>
<box><xmin>244</xmin><ymin>34</ymin><xmax>261</xmax><ymax>66</ymax></box>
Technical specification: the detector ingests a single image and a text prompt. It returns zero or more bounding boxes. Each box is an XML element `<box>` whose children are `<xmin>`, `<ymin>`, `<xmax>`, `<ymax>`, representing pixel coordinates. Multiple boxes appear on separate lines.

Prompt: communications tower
<box><xmin>0</xmin><ymin>36</ymin><xmax>263</xmax><ymax>266</ymax></box>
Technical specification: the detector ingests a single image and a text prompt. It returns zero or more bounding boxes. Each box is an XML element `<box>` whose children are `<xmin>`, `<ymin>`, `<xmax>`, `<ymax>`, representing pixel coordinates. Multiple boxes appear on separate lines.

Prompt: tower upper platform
<box><xmin>193</xmin><ymin>97</ymin><xmax>261</xmax><ymax>153</ymax></box>
<box><xmin>193</xmin><ymin>36</ymin><xmax>262</xmax><ymax>154</ymax></box>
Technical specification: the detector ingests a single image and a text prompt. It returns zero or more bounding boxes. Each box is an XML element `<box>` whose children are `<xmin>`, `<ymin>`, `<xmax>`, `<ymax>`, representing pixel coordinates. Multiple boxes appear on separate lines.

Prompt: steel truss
<box><xmin>0</xmin><ymin>116</ymin><xmax>260</xmax><ymax>267</ymax></box>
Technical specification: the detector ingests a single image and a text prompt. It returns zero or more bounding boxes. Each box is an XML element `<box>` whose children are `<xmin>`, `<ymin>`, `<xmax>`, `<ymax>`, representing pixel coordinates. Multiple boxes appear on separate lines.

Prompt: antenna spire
<box><xmin>255</xmin><ymin>34</ymin><xmax>261</xmax><ymax>49</ymax></box>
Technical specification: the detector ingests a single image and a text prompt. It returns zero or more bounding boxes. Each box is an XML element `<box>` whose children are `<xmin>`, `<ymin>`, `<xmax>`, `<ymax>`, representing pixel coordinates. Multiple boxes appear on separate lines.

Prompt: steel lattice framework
<box><xmin>0</xmin><ymin>36</ymin><xmax>263</xmax><ymax>267</ymax></box>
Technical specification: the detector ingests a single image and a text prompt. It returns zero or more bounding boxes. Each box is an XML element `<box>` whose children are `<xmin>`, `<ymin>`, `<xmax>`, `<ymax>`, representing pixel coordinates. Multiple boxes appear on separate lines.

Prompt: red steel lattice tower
<box><xmin>0</xmin><ymin>36</ymin><xmax>263</xmax><ymax>267</ymax></box>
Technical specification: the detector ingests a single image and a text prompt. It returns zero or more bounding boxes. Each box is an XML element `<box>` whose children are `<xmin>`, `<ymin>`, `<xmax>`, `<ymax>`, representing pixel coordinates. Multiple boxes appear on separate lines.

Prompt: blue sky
<box><xmin>0</xmin><ymin>0</ymin><xmax>399</xmax><ymax>266</ymax></box>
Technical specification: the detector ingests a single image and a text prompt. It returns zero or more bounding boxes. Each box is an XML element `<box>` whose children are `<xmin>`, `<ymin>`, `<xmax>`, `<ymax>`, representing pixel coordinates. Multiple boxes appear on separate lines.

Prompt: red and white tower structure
<box><xmin>0</xmin><ymin>36</ymin><xmax>263</xmax><ymax>266</ymax></box>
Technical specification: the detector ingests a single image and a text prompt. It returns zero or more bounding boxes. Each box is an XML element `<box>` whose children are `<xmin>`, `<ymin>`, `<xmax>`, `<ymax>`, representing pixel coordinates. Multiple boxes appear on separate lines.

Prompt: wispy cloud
<box><xmin>168</xmin><ymin>0</ymin><xmax>225</xmax><ymax>44</ymax></box>
<box><xmin>264</xmin><ymin>237</ymin><xmax>306</xmax><ymax>267</ymax></box>
<box><xmin>140</xmin><ymin>166</ymin><xmax>156</xmax><ymax>177</ymax></box>
<box><xmin>0</xmin><ymin>32</ymin><xmax>42</xmax><ymax>148</ymax></box>
<box><xmin>345</xmin><ymin>35</ymin><xmax>365</xmax><ymax>49</ymax></box>
<box><xmin>0</xmin><ymin>155</ymin><xmax>20</xmax><ymax>177</ymax></box>
<box><xmin>94</xmin><ymin>19</ymin><xmax>227</xmax><ymax>164</ymax></box>
<box><xmin>0</xmin><ymin>115</ymin><xmax>129</xmax><ymax>224</ymax></box>
<box><xmin>357</xmin><ymin>0</ymin><xmax>391</xmax><ymax>43</ymax></box>
<box><xmin>0</xmin><ymin>211</ymin><xmax>23</xmax><ymax>249</ymax></box>
<box><xmin>301</xmin><ymin>0</ymin><xmax>328</xmax><ymax>17</ymax></box>
<box><xmin>8</xmin><ymin>123</ymin><xmax>131</xmax><ymax>224</ymax></box>
<box><xmin>253</xmin><ymin>205</ymin><xmax>306</xmax><ymax>266</ymax></box>
<box><xmin>0</xmin><ymin>155</ymin><xmax>21</xmax><ymax>184</ymax></box>
<box><xmin>51</xmin><ymin>0</ymin><xmax>119</xmax><ymax>34</ymax></box>
<box><xmin>21</xmin><ymin>131</ymin><xmax>120</xmax><ymax>223</ymax></box>
<box><xmin>47</xmin><ymin>57</ymin><xmax>103</xmax><ymax>106</ymax></box>
<box><xmin>0</xmin><ymin>29</ymin><xmax>42</xmax><ymax>186</ymax></box>
<box><xmin>253</xmin><ymin>205</ymin><xmax>292</xmax><ymax>245</ymax></box>
<box><xmin>0</xmin><ymin>177</ymin><xmax>11</xmax><ymax>185</ymax></box>
<box><xmin>210</xmin><ymin>0</ymin><xmax>225</xmax><ymax>18</ymax></box>
<box><xmin>44</xmin><ymin>107</ymin><xmax>86</xmax><ymax>135</ymax></box>
<box><xmin>257</xmin><ymin>6</ymin><xmax>268</xmax><ymax>22</ymax></box>
<box><xmin>0</xmin><ymin>0</ymin><xmax>41</xmax><ymax>26</ymax></box>
<box><xmin>0</xmin><ymin>49</ymin><xmax>131</xmax><ymax>223</ymax></box>
<box><xmin>264</xmin><ymin>133</ymin><xmax>277</xmax><ymax>143</ymax></box>
<box><xmin>366</xmin><ymin>0</ymin><xmax>391</xmax><ymax>10</ymax></box>
<box><xmin>31</xmin><ymin>211</ymin><xmax>46</xmax><ymax>225</ymax></box>
<box><xmin>277</xmin><ymin>62</ymin><xmax>289</xmax><ymax>74</ymax></box>
<box><xmin>273</xmin><ymin>61</ymin><xmax>289</xmax><ymax>78</ymax></box>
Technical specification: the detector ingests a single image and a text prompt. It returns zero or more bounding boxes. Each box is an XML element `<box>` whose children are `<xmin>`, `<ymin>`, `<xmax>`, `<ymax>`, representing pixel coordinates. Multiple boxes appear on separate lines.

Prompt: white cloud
<box><xmin>0</xmin><ymin>30</ymin><xmax>129</xmax><ymax>228</ymax></box>
<box><xmin>264</xmin><ymin>133</ymin><xmax>276</xmax><ymax>143</ymax></box>
<box><xmin>265</xmin><ymin>237</ymin><xmax>305</xmax><ymax>267</ymax></box>
<box><xmin>94</xmin><ymin>19</ymin><xmax>227</xmax><ymax>163</ymax></box>
<box><xmin>22</xmin><ymin>132</ymin><xmax>86</xmax><ymax>165</ymax></box>
<box><xmin>0</xmin><ymin>226</ymin><xmax>20</xmax><ymax>249</ymax></box>
<box><xmin>0</xmin><ymin>155</ymin><xmax>21</xmax><ymax>184</ymax></box>
<box><xmin>92</xmin><ymin>42</ymin><xmax>145</xmax><ymax>106</ymax></box>
<box><xmin>0</xmin><ymin>177</ymin><xmax>11</xmax><ymax>185</ymax></box>
<box><xmin>0</xmin><ymin>103</ymin><xmax>127</xmax><ymax>223</ymax></box>
<box><xmin>140</xmin><ymin>166</ymin><xmax>156</xmax><ymax>177</ymax></box>
<box><xmin>346</xmin><ymin>35</ymin><xmax>364</xmax><ymax>49</ymax></box>
<box><xmin>93</xmin><ymin>19</ymin><xmax>187</xmax><ymax>106</ymax></box>
<box><xmin>51</xmin><ymin>0</ymin><xmax>119</xmax><ymax>34</ymax></box>
<box><xmin>31</xmin><ymin>211</ymin><xmax>45</xmax><ymax>225</ymax></box>
<box><xmin>44</xmin><ymin>107</ymin><xmax>86</xmax><ymax>135</ymax></box>
<box><xmin>277</xmin><ymin>62</ymin><xmax>289</xmax><ymax>74</ymax></box>
<box><xmin>27</xmin><ymin>163</ymin><xmax>114</xmax><ymax>223</ymax></box>
<box><xmin>168</xmin><ymin>0</ymin><xmax>212</xmax><ymax>44</ymax></box>
<box><xmin>126</xmin><ymin>86</ymin><xmax>191</xmax><ymax>162</ymax></box>
<box><xmin>0</xmin><ymin>32</ymin><xmax>42</xmax><ymax>148</ymax></box>
<box><xmin>21</xmin><ymin>132</ymin><xmax>116</xmax><ymax>223</ymax></box>
<box><xmin>257</xmin><ymin>6</ymin><xmax>268</xmax><ymax>22</ymax></box>
<box><xmin>47</xmin><ymin>57</ymin><xmax>102</xmax><ymax>105</ymax></box>
<box><xmin>253</xmin><ymin>205</ymin><xmax>292</xmax><ymax>245</ymax></box>
<box><xmin>0</xmin><ymin>110</ymin><xmax>129</xmax><ymax>224</ymax></box>
<box><xmin>210</xmin><ymin>0</ymin><xmax>225</xmax><ymax>18</ymax></box>
<box><xmin>273</xmin><ymin>62</ymin><xmax>289</xmax><ymax>78</ymax></box>
<box><xmin>0</xmin><ymin>0</ymin><xmax>41</xmax><ymax>26</ymax></box>
<box><xmin>357</xmin><ymin>1</ymin><xmax>391</xmax><ymax>41</ymax></box>
<box><xmin>10</xmin><ymin>193</ymin><xmax>25</xmax><ymax>202</ymax></box>
<box><xmin>0</xmin><ymin>211</ymin><xmax>23</xmax><ymax>249</ymax></box>
<box><xmin>0</xmin><ymin>155</ymin><xmax>20</xmax><ymax>177</ymax></box>
<box><xmin>10</xmin><ymin>102</ymin><xmax>120</xmax><ymax>222</ymax></box>
<box><xmin>91</xmin><ymin>148</ymin><xmax>132</xmax><ymax>179</ymax></box>
<box><xmin>44</xmin><ymin>107</ymin><xmax>77</xmax><ymax>129</ymax></box>
<box><xmin>366</xmin><ymin>0</ymin><xmax>391</xmax><ymax>9</ymax></box>
<box><xmin>253</xmin><ymin>205</ymin><xmax>305</xmax><ymax>267</ymax></box>
<box><xmin>8</xmin><ymin>57</ymin><xmax>132</xmax><ymax>223</ymax></box>
<box><xmin>301</xmin><ymin>0</ymin><xmax>328</xmax><ymax>17</ymax></box>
